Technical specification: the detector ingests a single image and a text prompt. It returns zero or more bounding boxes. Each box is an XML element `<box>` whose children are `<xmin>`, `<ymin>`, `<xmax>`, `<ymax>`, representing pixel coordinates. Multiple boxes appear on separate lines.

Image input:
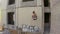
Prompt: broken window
<box><xmin>7</xmin><ymin>12</ymin><xmax>14</xmax><ymax>25</ymax></box>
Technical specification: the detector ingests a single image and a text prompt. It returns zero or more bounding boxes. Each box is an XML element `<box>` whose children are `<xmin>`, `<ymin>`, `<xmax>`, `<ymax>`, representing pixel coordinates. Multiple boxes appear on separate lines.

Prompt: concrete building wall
<box><xmin>44</xmin><ymin>7</ymin><xmax>50</xmax><ymax>13</ymax></box>
<box><xmin>0</xmin><ymin>0</ymin><xmax>44</xmax><ymax>33</ymax></box>
<box><xmin>17</xmin><ymin>7</ymin><xmax>44</xmax><ymax>34</ymax></box>
<box><xmin>0</xmin><ymin>0</ymin><xmax>8</xmax><ymax>27</ymax></box>
<box><xmin>17</xmin><ymin>7</ymin><xmax>43</xmax><ymax>29</ymax></box>
<box><xmin>1</xmin><ymin>0</ymin><xmax>8</xmax><ymax>9</ymax></box>
<box><xmin>50</xmin><ymin>0</ymin><xmax>60</xmax><ymax>34</ymax></box>
<box><xmin>0</xmin><ymin>0</ymin><xmax>16</xmax><ymax>28</ymax></box>
<box><xmin>16</xmin><ymin>0</ymin><xmax>42</xmax><ymax>7</ymax></box>
<box><xmin>0</xmin><ymin>9</ymin><xmax>2</xmax><ymax>26</ymax></box>
<box><xmin>50</xmin><ymin>0</ymin><xmax>60</xmax><ymax>6</ymax></box>
<box><xmin>6</xmin><ymin>0</ymin><xmax>43</xmax><ymax>28</ymax></box>
<box><xmin>1</xmin><ymin>10</ymin><xmax>7</xmax><ymax>28</ymax></box>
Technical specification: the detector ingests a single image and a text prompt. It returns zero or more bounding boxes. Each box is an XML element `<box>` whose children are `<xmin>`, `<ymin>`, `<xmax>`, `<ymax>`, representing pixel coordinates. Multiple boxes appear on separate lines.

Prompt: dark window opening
<box><xmin>44</xmin><ymin>13</ymin><xmax>51</xmax><ymax>23</ymax></box>
<box><xmin>44</xmin><ymin>0</ymin><xmax>49</xmax><ymax>7</ymax></box>
<box><xmin>7</xmin><ymin>12</ymin><xmax>14</xmax><ymax>25</ymax></box>
<box><xmin>8</xmin><ymin>0</ymin><xmax>15</xmax><ymax>5</ymax></box>
<box><xmin>23</xmin><ymin>0</ymin><xmax>34</xmax><ymax>2</ymax></box>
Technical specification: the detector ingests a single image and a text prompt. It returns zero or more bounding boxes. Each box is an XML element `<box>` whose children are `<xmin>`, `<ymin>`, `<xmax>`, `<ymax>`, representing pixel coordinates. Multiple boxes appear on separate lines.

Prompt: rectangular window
<box><xmin>44</xmin><ymin>0</ymin><xmax>49</xmax><ymax>7</ymax></box>
<box><xmin>44</xmin><ymin>13</ymin><xmax>51</xmax><ymax>23</ymax></box>
<box><xmin>23</xmin><ymin>0</ymin><xmax>34</xmax><ymax>2</ymax></box>
<box><xmin>7</xmin><ymin>12</ymin><xmax>14</xmax><ymax>25</ymax></box>
<box><xmin>8</xmin><ymin>0</ymin><xmax>15</xmax><ymax>5</ymax></box>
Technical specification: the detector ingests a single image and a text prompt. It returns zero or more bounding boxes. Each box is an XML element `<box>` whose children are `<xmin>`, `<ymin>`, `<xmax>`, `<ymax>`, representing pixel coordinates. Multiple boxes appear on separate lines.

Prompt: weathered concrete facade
<box><xmin>0</xmin><ymin>0</ymin><xmax>44</xmax><ymax>34</ymax></box>
<box><xmin>50</xmin><ymin>0</ymin><xmax>60</xmax><ymax>34</ymax></box>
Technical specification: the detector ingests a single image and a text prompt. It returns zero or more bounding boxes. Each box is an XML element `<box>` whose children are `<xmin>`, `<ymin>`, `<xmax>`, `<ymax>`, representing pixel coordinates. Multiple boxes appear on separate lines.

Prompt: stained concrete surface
<box><xmin>44</xmin><ymin>23</ymin><xmax>50</xmax><ymax>34</ymax></box>
<box><xmin>50</xmin><ymin>1</ymin><xmax>60</xmax><ymax>34</ymax></box>
<box><xmin>0</xmin><ymin>23</ymin><xmax>50</xmax><ymax>34</ymax></box>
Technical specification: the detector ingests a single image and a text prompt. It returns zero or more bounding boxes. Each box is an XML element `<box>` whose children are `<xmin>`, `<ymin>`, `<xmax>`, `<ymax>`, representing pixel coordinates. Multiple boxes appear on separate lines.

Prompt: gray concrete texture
<box><xmin>50</xmin><ymin>0</ymin><xmax>60</xmax><ymax>34</ymax></box>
